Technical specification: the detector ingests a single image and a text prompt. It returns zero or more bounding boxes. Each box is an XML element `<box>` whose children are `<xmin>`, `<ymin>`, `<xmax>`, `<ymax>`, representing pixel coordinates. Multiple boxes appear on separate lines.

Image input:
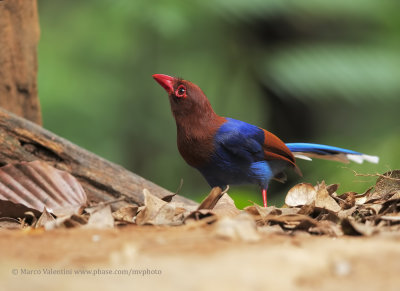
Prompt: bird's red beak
<box><xmin>153</xmin><ymin>74</ymin><xmax>175</xmax><ymax>94</ymax></box>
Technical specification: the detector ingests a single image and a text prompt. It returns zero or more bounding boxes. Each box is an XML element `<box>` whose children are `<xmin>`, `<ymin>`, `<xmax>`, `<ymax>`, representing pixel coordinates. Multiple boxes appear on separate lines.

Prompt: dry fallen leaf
<box><xmin>315</xmin><ymin>181</ymin><xmax>341</xmax><ymax>212</ymax></box>
<box><xmin>0</xmin><ymin>199</ymin><xmax>41</xmax><ymax>220</ymax></box>
<box><xmin>380</xmin><ymin>214</ymin><xmax>400</xmax><ymax>221</ymax></box>
<box><xmin>197</xmin><ymin>187</ymin><xmax>224</xmax><ymax>210</ymax></box>
<box><xmin>214</xmin><ymin>213</ymin><xmax>260</xmax><ymax>242</ymax></box>
<box><xmin>44</xmin><ymin>214</ymin><xmax>88</xmax><ymax>230</ymax></box>
<box><xmin>341</xmin><ymin>218</ymin><xmax>376</xmax><ymax>236</ymax></box>
<box><xmin>285</xmin><ymin>183</ymin><xmax>316</xmax><ymax>207</ymax></box>
<box><xmin>372</xmin><ymin>170</ymin><xmax>400</xmax><ymax>197</ymax></box>
<box><xmin>211</xmin><ymin>194</ymin><xmax>241</xmax><ymax>218</ymax></box>
<box><xmin>331</xmin><ymin>192</ymin><xmax>355</xmax><ymax>210</ymax></box>
<box><xmin>112</xmin><ymin>205</ymin><xmax>138</xmax><ymax>223</ymax></box>
<box><xmin>0</xmin><ymin>217</ymin><xmax>21</xmax><ymax>229</ymax></box>
<box><xmin>35</xmin><ymin>207</ymin><xmax>55</xmax><ymax>228</ymax></box>
<box><xmin>309</xmin><ymin>220</ymin><xmax>343</xmax><ymax>236</ymax></box>
<box><xmin>86</xmin><ymin>205</ymin><xmax>114</xmax><ymax>228</ymax></box>
<box><xmin>0</xmin><ymin>161</ymin><xmax>87</xmax><ymax>217</ymax></box>
<box><xmin>135</xmin><ymin>189</ymin><xmax>168</xmax><ymax>225</ymax></box>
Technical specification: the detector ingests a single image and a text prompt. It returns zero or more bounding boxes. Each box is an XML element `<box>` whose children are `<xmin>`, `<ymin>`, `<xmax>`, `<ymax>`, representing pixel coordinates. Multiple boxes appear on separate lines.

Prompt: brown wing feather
<box><xmin>262</xmin><ymin>129</ymin><xmax>302</xmax><ymax>176</ymax></box>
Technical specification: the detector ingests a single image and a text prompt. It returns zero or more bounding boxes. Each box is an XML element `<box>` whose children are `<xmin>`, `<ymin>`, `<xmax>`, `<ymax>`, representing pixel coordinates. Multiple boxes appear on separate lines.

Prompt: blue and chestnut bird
<box><xmin>153</xmin><ymin>74</ymin><xmax>379</xmax><ymax>207</ymax></box>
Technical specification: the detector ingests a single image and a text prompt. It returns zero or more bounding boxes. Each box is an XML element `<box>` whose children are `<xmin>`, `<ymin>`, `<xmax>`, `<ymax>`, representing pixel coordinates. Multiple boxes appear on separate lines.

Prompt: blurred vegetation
<box><xmin>38</xmin><ymin>0</ymin><xmax>400</xmax><ymax>208</ymax></box>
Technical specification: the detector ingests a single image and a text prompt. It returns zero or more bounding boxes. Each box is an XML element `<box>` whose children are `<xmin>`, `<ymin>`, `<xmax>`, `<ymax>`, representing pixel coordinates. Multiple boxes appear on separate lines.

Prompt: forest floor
<box><xmin>1</xmin><ymin>225</ymin><xmax>400</xmax><ymax>291</ymax></box>
<box><xmin>1</xmin><ymin>167</ymin><xmax>400</xmax><ymax>290</ymax></box>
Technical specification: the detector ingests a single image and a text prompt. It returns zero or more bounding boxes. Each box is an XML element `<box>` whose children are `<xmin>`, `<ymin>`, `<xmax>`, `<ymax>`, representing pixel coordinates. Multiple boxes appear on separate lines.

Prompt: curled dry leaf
<box><xmin>112</xmin><ymin>205</ymin><xmax>138</xmax><ymax>223</ymax></box>
<box><xmin>341</xmin><ymin>218</ymin><xmax>376</xmax><ymax>236</ymax></box>
<box><xmin>309</xmin><ymin>220</ymin><xmax>343</xmax><ymax>236</ymax></box>
<box><xmin>337</xmin><ymin>206</ymin><xmax>357</xmax><ymax>220</ymax></box>
<box><xmin>267</xmin><ymin>214</ymin><xmax>319</xmax><ymax>231</ymax></box>
<box><xmin>44</xmin><ymin>214</ymin><xmax>88</xmax><ymax>230</ymax></box>
<box><xmin>197</xmin><ymin>187</ymin><xmax>224</xmax><ymax>210</ymax></box>
<box><xmin>326</xmin><ymin>184</ymin><xmax>339</xmax><ymax>196</ymax></box>
<box><xmin>185</xmin><ymin>193</ymin><xmax>240</xmax><ymax>224</ymax></box>
<box><xmin>315</xmin><ymin>181</ymin><xmax>341</xmax><ymax>212</ymax></box>
<box><xmin>135</xmin><ymin>189</ymin><xmax>195</xmax><ymax>225</ymax></box>
<box><xmin>184</xmin><ymin>209</ymin><xmax>217</xmax><ymax>224</ymax></box>
<box><xmin>152</xmin><ymin>203</ymin><xmax>177</xmax><ymax>225</ymax></box>
<box><xmin>352</xmin><ymin>187</ymin><xmax>373</xmax><ymax>205</ymax></box>
<box><xmin>86</xmin><ymin>205</ymin><xmax>114</xmax><ymax>229</ymax></box>
<box><xmin>35</xmin><ymin>207</ymin><xmax>55</xmax><ymax>228</ymax></box>
<box><xmin>135</xmin><ymin>189</ymin><xmax>167</xmax><ymax>225</ymax></box>
<box><xmin>380</xmin><ymin>214</ymin><xmax>400</xmax><ymax>221</ymax></box>
<box><xmin>387</xmin><ymin>191</ymin><xmax>400</xmax><ymax>201</ymax></box>
<box><xmin>214</xmin><ymin>213</ymin><xmax>260</xmax><ymax>242</ymax></box>
<box><xmin>211</xmin><ymin>194</ymin><xmax>241</xmax><ymax>218</ymax></box>
<box><xmin>335</xmin><ymin>192</ymin><xmax>356</xmax><ymax>209</ymax></box>
<box><xmin>161</xmin><ymin>193</ymin><xmax>176</xmax><ymax>203</ymax></box>
<box><xmin>372</xmin><ymin>170</ymin><xmax>400</xmax><ymax>197</ymax></box>
<box><xmin>0</xmin><ymin>161</ymin><xmax>87</xmax><ymax>217</ymax></box>
<box><xmin>0</xmin><ymin>199</ymin><xmax>41</xmax><ymax>219</ymax></box>
<box><xmin>0</xmin><ymin>217</ymin><xmax>21</xmax><ymax>229</ymax></box>
<box><xmin>285</xmin><ymin>183</ymin><xmax>316</xmax><ymax>207</ymax></box>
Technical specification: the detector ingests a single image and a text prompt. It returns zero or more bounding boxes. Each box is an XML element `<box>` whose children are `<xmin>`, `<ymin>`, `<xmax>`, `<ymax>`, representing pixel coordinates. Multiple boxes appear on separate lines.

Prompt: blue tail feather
<box><xmin>285</xmin><ymin>143</ymin><xmax>379</xmax><ymax>164</ymax></box>
<box><xmin>286</xmin><ymin>143</ymin><xmax>361</xmax><ymax>155</ymax></box>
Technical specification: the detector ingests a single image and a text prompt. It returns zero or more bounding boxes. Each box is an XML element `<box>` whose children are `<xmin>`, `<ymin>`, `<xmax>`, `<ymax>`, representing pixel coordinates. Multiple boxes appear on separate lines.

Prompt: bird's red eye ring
<box><xmin>175</xmin><ymin>85</ymin><xmax>187</xmax><ymax>98</ymax></box>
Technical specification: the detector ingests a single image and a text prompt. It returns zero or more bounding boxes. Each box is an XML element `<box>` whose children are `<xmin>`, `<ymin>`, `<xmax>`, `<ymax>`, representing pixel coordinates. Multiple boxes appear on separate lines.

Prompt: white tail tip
<box><xmin>347</xmin><ymin>154</ymin><xmax>379</xmax><ymax>164</ymax></box>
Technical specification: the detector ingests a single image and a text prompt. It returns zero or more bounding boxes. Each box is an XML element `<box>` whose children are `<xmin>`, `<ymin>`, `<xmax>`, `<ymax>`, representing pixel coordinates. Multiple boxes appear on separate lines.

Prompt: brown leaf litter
<box><xmin>0</xmin><ymin>163</ymin><xmax>400</xmax><ymax>240</ymax></box>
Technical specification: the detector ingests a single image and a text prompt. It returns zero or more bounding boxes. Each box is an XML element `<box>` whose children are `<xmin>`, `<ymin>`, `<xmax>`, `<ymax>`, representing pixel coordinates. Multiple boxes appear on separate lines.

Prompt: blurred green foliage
<box><xmin>38</xmin><ymin>0</ymin><xmax>400</xmax><ymax>207</ymax></box>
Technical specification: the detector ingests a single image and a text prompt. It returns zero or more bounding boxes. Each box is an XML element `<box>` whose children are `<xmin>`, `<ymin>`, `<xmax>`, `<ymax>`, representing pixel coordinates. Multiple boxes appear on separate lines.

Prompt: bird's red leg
<box><xmin>262</xmin><ymin>188</ymin><xmax>268</xmax><ymax>208</ymax></box>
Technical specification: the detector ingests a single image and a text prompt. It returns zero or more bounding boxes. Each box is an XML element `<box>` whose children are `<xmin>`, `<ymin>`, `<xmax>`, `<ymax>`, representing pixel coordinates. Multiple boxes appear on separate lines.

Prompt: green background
<box><xmin>38</xmin><ymin>0</ymin><xmax>400</xmax><ymax>208</ymax></box>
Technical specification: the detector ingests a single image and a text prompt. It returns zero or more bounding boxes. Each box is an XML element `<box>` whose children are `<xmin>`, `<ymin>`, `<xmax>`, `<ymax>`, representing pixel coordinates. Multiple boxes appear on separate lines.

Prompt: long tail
<box><xmin>286</xmin><ymin>143</ymin><xmax>379</xmax><ymax>164</ymax></box>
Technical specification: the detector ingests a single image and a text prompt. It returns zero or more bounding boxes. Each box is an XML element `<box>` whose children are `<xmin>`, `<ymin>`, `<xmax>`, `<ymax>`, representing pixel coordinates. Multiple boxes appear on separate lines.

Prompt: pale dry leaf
<box><xmin>184</xmin><ymin>194</ymin><xmax>239</xmax><ymax>224</ymax></box>
<box><xmin>214</xmin><ymin>212</ymin><xmax>260</xmax><ymax>242</ymax></box>
<box><xmin>266</xmin><ymin>214</ymin><xmax>319</xmax><ymax>231</ymax></box>
<box><xmin>380</xmin><ymin>214</ymin><xmax>400</xmax><ymax>221</ymax></box>
<box><xmin>86</xmin><ymin>205</ymin><xmax>114</xmax><ymax>229</ymax></box>
<box><xmin>280</xmin><ymin>207</ymin><xmax>301</xmax><ymax>215</ymax></box>
<box><xmin>315</xmin><ymin>181</ymin><xmax>341</xmax><ymax>212</ymax></box>
<box><xmin>363</xmin><ymin>204</ymin><xmax>382</xmax><ymax>215</ymax></box>
<box><xmin>35</xmin><ymin>207</ymin><xmax>55</xmax><ymax>228</ymax></box>
<box><xmin>0</xmin><ymin>161</ymin><xmax>87</xmax><ymax>217</ymax></box>
<box><xmin>341</xmin><ymin>217</ymin><xmax>376</xmax><ymax>236</ymax></box>
<box><xmin>257</xmin><ymin>224</ymin><xmax>285</xmax><ymax>235</ymax></box>
<box><xmin>135</xmin><ymin>189</ymin><xmax>168</xmax><ymax>225</ymax></box>
<box><xmin>152</xmin><ymin>203</ymin><xmax>177</xmax><ymax>225</ymax></box>
<box><xmin>285</xmin><ymin>183</ymin><xmax>316</xmax><ymax>207</ymax></box>
<box><xmin>335</xmin><ymin>192</ymin><xmax>356</xmax><ymax>209</ymax></box>
<box><xmin>184</xmin><ymin>209</ymin><xmax>216</xmax><ymax>224</ymax></box>
<box><xmin>297</xmin><ymin>203</ymin><xmax>315</xmax><ymax>216</ymax></box>
<box><xmin>309</xmin><ymin>220</ymin><xmax>343</xmax><ymax>236</ymax></box>
<box><xmin>314</xmin><ymin>208</ymin><xmax>340</xmax><ymax>223</ymax></box>
<box><xmin>197</xmin><ymin>187</ymin><xmax>223</xmax><ymax>210</ymax></box>
<box><xmin>0</xmin><ymin>217</ymin><xmax>21</xmax><ymax>229</ymax></box>
<box><xmin>44</xmin><ymin>214</ymin><xmax>87</xmax><ymax>230</ymax></box>
<box><xmin>112</xmin><ymin>205</ymin><xmax>138</xmax><ymax>223</ymax></box>
<box><xmin>253</xmin><ymin>204</ymin><xmax>282</xmax><ymax>220</ymax></box>
<box><xmin>372</xmin><ymin>170</ymin><xmax>400</xmax><ymax>196</ymax></box>
<box><xmin>212</xmin><ymin>194</ymin><xmax>241</xmax><ymax>218</ymax></box>
<box><xmin>243</xmin><ymin>205</ymin><xmax>259</xmax><ymax>216</ymax></box>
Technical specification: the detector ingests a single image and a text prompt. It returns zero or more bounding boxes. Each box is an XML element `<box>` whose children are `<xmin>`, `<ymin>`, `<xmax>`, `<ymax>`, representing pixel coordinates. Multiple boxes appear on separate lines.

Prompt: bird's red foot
<box><xmin>262</xmin><ymin>188</ymin><xmax>267</xmax><ymax>208</ymax></box>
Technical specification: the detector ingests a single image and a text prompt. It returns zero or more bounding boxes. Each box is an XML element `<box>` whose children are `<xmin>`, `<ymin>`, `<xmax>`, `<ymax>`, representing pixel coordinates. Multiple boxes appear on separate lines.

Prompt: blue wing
<box><xmin>198</xmin><ymin>118</ymin><xmax>286</xmax><ymax>188</ymax></box>
<box><xmin>214</xmin><ymin>118</ymin><xmax>265</xmax><ymax>162</ymax></box>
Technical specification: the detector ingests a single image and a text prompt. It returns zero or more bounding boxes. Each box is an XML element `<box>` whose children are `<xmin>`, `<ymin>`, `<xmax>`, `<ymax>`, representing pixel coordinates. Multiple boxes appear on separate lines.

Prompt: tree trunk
<box><xmin>0</xmin><ymin>0</ymin><xmax>42</xmax><ymax>125</ymax></box>
<box><xmin>0</xmin><ymin>108</ymin><xmax>197</xmax><ymax>208</ymax></box>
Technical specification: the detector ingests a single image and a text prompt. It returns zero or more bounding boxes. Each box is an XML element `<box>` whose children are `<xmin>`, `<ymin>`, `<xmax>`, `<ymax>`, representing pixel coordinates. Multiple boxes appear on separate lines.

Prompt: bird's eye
<box><xmin>175</xmin><ymin>85</ymin><xmax>187</xmax><ymax>98</ymax></box>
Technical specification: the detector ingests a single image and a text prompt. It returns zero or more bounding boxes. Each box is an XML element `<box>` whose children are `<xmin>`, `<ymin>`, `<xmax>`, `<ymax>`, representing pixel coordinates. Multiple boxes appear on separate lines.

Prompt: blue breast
<box><xmin>197</xmin><ymin>118</ymin><xmax>279</xmax><ymax>189</ymax></box>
